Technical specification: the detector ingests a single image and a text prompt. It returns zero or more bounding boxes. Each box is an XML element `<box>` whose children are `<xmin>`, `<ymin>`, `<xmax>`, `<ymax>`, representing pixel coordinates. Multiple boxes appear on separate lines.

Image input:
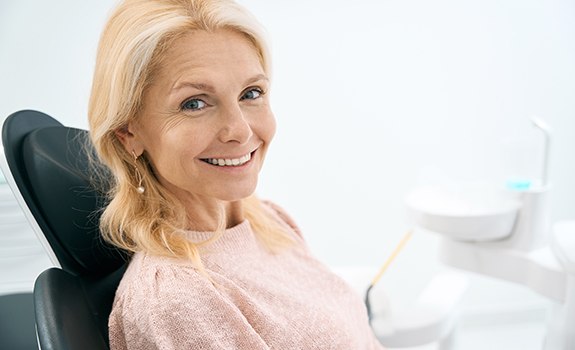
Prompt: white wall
<box><xmin>1</xmin><ymin>0</ymin><xmax>574</xmax><ymax>314</ymax></box>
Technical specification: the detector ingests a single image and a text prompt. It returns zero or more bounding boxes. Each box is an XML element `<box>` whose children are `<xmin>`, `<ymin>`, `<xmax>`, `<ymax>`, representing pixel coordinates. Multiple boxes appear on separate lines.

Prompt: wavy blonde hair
<box><xmin>88</xmin><ymin>0</ymin><xmax>292</xmax><ymax>267</ymax></box>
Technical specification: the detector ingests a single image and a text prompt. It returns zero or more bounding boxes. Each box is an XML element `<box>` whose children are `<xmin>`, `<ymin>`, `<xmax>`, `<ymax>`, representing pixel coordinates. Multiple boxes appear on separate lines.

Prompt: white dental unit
<box><xmin>405</xmin><ymin>117</ymin><xmax>575</xmax><ymax>349</ymax></box>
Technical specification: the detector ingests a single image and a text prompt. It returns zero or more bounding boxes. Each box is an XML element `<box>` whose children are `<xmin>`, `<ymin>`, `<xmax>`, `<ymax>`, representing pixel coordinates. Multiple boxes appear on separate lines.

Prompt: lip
<box><xmin>200</xmin><ymin>144</ymin><xmax>260</xmax><ymax>161</ymax></box>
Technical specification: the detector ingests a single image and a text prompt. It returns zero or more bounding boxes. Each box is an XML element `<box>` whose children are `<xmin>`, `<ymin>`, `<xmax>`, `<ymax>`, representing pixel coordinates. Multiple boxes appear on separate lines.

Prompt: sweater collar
<box><xmin>184</xmin><ymin>220</ymin><xmax>258</xmax><ymax>253</ymax></box>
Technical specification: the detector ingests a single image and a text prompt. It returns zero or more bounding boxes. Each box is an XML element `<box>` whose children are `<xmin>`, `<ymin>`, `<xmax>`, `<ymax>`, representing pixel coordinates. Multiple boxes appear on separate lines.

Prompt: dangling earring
<box><xmin>131</xmin><ymin>150</ymin><xmax>145</xmax><ymax>194</ymax></box>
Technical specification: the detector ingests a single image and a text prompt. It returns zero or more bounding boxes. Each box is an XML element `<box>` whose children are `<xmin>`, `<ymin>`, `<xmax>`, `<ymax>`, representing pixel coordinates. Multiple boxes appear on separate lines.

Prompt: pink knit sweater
<box><xmin>109</xmin><ymin>203</ymin><xmax>384</xmax><ymax>349</ymax></box>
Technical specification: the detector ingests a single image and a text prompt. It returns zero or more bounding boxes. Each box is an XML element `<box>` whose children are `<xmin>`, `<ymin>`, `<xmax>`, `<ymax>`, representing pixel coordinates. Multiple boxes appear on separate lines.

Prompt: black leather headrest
<box><xmin>21</xmin><ymin>126</ymin><xmax>126</xmax><ymax>276</ymax></box>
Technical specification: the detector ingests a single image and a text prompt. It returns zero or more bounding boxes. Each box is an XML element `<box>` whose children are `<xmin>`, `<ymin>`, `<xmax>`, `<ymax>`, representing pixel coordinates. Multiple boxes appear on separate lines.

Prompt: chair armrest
<box><xmin>34</xmin><ymin>268</ymin><xmax>109</xmax><ymax>350</ymax></box>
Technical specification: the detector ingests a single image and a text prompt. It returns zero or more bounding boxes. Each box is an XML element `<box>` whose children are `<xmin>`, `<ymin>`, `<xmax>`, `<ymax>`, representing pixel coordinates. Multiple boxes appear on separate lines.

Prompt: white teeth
<box><xmin>204</xmin><ymin>153</ymin><xmax>252</xmax><ymax>167</ymax></box>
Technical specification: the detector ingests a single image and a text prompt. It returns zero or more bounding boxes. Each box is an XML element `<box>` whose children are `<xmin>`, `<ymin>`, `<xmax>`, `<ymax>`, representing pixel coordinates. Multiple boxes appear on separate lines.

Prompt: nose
<box><xmin>217</xmin><ymin>103</ymin><xmax>253</xmax><ymax>144</ymax></box>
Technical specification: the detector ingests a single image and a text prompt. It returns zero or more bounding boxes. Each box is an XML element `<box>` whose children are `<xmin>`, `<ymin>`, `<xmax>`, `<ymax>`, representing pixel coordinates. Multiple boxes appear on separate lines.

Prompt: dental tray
<box><xmin>405</xmin><ymin>184</ymin><xmax>522</xmax><ymax>242</ymax></box>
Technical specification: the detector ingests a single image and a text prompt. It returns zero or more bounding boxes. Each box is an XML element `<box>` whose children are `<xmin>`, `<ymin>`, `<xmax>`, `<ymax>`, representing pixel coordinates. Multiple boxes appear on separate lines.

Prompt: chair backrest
<box><xmin>1</xmin><ymin>110</ymin><xmax>128</xmax><ymax>350</ymax></box>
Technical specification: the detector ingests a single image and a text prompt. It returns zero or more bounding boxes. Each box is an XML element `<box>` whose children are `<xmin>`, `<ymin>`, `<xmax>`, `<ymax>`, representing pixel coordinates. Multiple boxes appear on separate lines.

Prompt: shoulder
<box><xmin>109</xmin><ymin>253</ymin><xmax>268</xmax><ymax>349</ymax></box>
<box><xmin>112</xmin><ymin>253</ymin><xmax>213</xmax><ymax>311</ymax></box>
<box><xmin>110</xmin><ymin>254</ymin><xmax>221</xmax><ymax>342</ymax></box>
<box><xmin>116</xmin><ymin>252</ymin><xmax>216</xmax><ymax>295</ymax></box>
<box><xmin>260</xmin><ymin>200</ymin><xmax>303</xmax><ymax>239</ymax></box>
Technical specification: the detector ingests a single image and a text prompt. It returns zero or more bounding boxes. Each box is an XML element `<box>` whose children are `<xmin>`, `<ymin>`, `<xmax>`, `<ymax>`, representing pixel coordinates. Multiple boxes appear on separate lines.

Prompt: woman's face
<box><xmin>118</xmin><ymin>29</ymin><xmax>275</xmax><ymax>213</ymax></box>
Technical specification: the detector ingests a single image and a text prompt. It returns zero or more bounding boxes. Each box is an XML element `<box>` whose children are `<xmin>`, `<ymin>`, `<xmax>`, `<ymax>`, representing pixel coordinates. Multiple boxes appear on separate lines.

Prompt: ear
<box><xmin>114</xmin><ymin>122</ymin><xmax>144</xmax><ymax>157</ymax></box>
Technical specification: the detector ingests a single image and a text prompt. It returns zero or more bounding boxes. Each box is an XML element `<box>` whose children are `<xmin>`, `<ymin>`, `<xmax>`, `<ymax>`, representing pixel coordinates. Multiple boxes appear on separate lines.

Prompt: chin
<box><xmin>215</xmin><ymin>184</ymin><xmax>258</xmax><ymax>202</ymax></box>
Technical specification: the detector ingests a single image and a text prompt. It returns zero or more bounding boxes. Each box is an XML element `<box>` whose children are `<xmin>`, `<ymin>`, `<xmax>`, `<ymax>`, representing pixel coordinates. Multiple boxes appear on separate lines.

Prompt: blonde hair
<box><xmin>88</xmin><ymin>0</ymin><xmax>292</xmax><ymax>267</ymax></box>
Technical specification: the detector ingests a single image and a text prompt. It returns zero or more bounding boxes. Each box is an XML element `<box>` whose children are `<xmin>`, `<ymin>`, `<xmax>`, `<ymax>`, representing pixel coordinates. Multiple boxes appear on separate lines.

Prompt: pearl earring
<box><xmin>131</xmin><ymin>150</ymin><xmax>145</xmax><ymax>194</ymax></box>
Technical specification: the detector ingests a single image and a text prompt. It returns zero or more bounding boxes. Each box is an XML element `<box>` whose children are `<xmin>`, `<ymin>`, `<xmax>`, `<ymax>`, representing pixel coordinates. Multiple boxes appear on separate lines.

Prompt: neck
<box><xmin>184</xmin><ymin>198</ymin><xmax>245</xmax><ymax>232</ymax></box>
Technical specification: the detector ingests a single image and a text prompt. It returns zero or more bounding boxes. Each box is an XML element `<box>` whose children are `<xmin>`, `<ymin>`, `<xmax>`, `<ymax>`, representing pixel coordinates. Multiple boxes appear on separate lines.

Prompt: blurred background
<box><xmin>1</xmin><ymin>0</ymin><xmax>574</xmax><ymax>348</ymax></box>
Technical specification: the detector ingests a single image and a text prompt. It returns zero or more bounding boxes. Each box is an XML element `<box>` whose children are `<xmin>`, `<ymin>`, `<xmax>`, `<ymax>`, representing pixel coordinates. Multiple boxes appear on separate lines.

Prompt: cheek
<box><xmin>261</xmin><ymin>112</ymin><xmax>276</xmax><ymax>144</ymax></box>
<box><xmin>141</xmin><ymin>126</ymin><xmax>206</xmax><ymax>173</ymax></box>
<box><xmin>254</xmin><ymin>114</ymin><xmax>276</xmax><ymax>168</ymax></box>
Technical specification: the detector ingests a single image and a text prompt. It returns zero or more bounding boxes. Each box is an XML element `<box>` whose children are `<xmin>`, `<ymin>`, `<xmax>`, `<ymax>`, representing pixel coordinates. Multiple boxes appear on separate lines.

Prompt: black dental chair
<box><xmin>2</xmin><ymin>110</ymin><xmax>128</xmax><ymax>350</ymax></box>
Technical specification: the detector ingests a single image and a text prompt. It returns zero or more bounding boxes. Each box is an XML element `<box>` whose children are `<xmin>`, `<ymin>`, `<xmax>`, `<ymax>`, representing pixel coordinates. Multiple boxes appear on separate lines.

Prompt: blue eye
<box><xmin>241</xmin><ymin>88</ymin><xmax>262</xmax><ymax>100</ymax></box>
<box><xmin>181</xmin><ymin>98</ymin><xmax>207</xmax><ymax>111</ymax></box>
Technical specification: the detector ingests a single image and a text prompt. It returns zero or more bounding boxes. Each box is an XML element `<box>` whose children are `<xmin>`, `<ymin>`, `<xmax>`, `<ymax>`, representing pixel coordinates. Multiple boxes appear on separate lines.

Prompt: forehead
<box><xmin>155</xmin><ymin>29</ymin><xmax>264</xmax><ymax>87</ymax></box>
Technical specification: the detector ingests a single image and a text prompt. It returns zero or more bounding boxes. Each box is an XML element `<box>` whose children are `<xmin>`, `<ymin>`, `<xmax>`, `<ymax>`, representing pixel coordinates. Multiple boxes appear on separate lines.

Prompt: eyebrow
<box><xmin>171</xmin><ymin>82</ymin><xmax>215</xmax><ymax>94</ymax></box>
<box><xmin>244</xmin><ymin>74</ymin><xmax>269</xmax><ymax>86</ymax></box>
<box><xmin>170</xmin><ymin>74</ymin><xmax>269</xmax><ymax>95</ymax></box>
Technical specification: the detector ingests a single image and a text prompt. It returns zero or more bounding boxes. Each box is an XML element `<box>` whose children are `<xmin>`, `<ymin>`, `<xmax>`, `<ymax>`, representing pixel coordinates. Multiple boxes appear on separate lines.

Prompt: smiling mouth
<box><xmin>200</xmin><ymin>151</ymin><xmax>253</xmax><ymax>167</ymax></box>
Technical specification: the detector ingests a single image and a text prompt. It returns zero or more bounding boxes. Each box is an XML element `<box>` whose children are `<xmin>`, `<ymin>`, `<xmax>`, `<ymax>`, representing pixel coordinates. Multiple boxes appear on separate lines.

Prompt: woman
<box><xmin>88</xmin><ymin>0</ymin><xmax>384</xmax><ymax>348</ymax></box>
